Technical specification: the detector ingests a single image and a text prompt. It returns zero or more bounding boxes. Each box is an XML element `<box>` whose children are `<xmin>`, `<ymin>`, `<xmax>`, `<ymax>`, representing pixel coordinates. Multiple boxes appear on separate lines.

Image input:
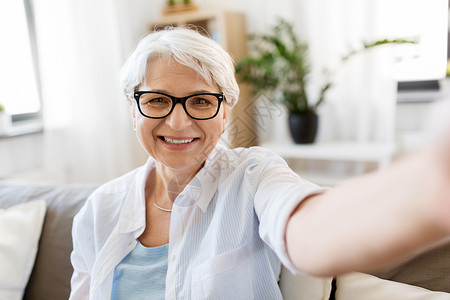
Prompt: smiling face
<box><xmin>133</xmin><ymin>56</ymin><xmax>228</xmax><ymax>174</ymax></box>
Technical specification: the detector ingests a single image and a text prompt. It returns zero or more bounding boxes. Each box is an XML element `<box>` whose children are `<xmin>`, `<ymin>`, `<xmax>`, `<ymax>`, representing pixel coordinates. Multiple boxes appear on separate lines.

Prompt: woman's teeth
<box><xmin>163</xmin><ymin>137</ymin><xmax>194</xmax><ymax>144</ymax></box>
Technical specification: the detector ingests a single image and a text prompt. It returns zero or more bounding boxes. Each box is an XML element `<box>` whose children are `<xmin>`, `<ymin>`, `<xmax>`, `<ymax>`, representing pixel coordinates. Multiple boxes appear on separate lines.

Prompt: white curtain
<box><xmin>295</xmin><ymin>0</ymin><xmax>398</xmax><ymax>143</ymax></box>
<box><xmin>33</xmin><ymin>0</ymin><xmax>147</xmax><ymax>183</ymax></box>
<box><xmin>299</xmin><ymin>0</ymin><xmax>447</xmax><ymax>143</ymax></box>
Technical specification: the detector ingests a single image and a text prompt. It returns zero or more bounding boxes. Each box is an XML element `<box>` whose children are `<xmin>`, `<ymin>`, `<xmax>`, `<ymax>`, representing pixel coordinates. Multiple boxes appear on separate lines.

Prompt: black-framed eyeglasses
<box><xmin>133</xmin><ymin>91</ymin><xmax>225</xmax><ymax>120</ymax></box>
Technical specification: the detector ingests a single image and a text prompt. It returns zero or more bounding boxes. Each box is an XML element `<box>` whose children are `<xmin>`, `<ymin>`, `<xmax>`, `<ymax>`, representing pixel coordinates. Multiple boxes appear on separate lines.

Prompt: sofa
<box><xmin>0</xmin><ymin>179</ymin><xmax>449</xmax><ymax>300</ymax></box>
<box><xmin>0</xmin><ymin>179</ymin><xmax>97</xmax><ymax>300</ymax></box>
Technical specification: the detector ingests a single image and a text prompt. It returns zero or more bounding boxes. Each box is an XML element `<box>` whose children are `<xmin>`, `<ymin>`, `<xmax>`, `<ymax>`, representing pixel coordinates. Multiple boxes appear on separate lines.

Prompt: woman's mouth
<box><xmin>159</xmin><ymin>136</ymin><xmax>199</xmax><ymax>147</ymax></box>
<box><xmin>163</xmin><ymin>137</ymin><xmax>195</xmax><ymax>144</ymax></box>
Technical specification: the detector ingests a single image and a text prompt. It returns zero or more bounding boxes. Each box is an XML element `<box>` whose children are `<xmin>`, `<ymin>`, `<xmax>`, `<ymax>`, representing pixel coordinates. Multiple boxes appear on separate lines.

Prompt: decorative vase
<box><xmin>288</xmin><ymin>112</ymin><xmax>318</xmax><ymax>144</ymax></box>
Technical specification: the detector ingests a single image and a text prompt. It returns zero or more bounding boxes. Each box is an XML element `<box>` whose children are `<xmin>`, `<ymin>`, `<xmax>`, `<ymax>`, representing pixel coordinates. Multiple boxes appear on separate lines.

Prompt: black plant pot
<box><xmin>288</xmin><ymin>113</ymin><xmax>318</xmax><ymax>144</ymax></box>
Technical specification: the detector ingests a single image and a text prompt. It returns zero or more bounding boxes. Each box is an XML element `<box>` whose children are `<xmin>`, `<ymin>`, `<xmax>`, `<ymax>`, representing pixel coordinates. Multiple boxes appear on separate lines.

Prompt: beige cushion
<box><xmin>336</xmin><ymin>272</ymin><xmax>450</xmax><ymax>300</ymax></box>
<box><xmin>0</xmin><ymin>200</ymin><xmax>46</xmax><ymax>300</ymax></box>
<box><xmin>279</xmin><ymin>266</ymin><xmax>332</xmax><ymax>300</ymax></box>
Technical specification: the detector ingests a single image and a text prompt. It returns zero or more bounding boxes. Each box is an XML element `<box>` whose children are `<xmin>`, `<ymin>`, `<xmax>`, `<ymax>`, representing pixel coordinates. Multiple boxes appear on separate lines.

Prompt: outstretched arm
<box><xmin>286</xmin><ymin>105</ymin><xmax>450</xmax><ymax>277</ymax></box>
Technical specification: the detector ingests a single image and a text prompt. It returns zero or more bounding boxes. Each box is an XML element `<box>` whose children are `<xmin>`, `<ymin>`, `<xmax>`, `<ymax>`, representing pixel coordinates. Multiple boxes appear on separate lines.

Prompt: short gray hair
<box><xmin>120</xmin><ymin>27</ymin><xmax>240</xmax><ymax>108</ymax></box>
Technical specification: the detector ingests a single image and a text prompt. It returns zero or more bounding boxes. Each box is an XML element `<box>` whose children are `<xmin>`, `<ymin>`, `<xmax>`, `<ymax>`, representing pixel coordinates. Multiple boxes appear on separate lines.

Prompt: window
<box><xmin>0</xmin><ymin>0</ymin><xmax>42</xmax><ymax>131</ymax></box>
<box><xmin>391</xmin><ymin>0</ymin><xmax>448</xmax><ymax>82</ymax></box>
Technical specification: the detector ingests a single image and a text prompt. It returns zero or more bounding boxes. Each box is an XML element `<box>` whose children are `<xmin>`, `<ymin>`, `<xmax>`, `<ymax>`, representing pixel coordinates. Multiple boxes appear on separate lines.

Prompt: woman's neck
<box><xmin>148</xmin><ymin>161</ymin><xmax>203</xmax><ymax>204</ymax></box>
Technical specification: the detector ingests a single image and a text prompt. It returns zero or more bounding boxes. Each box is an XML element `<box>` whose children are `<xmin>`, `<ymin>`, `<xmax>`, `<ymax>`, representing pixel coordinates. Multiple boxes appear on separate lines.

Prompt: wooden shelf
<box><xmin>162</xmin><ymin>3</ymin><xmax>199</xmax><ymax>16</ymax></box>
<box><xmin>150</xmin><ymin>10</ymin><xmax>248</xmax><ymax>59</ymax></box>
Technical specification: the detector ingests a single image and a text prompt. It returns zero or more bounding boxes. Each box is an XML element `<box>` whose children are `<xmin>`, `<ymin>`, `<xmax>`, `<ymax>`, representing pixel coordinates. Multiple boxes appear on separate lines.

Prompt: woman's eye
<box><xmin>150</xmin><ymin>98</ymin><xmax>166</xmax><ymax>103</ymax></box>
<box><xmin>143</xmin><ymin>97</ymin><xmax>170</xmax><ymax>106</ymax></box>
<box><xmin>193</xmin><ymin>98</ymin><xmax>210</xmax><ymax>105</ymax></box>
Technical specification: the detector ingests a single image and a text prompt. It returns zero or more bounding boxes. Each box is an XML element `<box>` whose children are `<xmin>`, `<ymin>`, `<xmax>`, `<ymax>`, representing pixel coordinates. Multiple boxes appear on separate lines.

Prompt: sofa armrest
<box><xmin>371</xmin><ymin>241</ymin><xmax>450</xmax><ymax>293</ymax></box>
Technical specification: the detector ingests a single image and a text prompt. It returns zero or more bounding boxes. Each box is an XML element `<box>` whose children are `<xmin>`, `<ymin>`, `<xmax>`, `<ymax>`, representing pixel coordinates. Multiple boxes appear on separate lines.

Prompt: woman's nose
<box><xmin>165</xmin><ymin>104</ymin><xmax>192</xmax><ymax>130</ymax></box>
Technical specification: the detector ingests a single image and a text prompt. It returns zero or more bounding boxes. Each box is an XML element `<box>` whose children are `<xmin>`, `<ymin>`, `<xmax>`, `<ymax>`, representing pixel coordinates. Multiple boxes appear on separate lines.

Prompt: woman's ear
<box><xmin>222</xmin><ymin>103</ymin><xmax>230</xmax><ymax>128</ymax></box>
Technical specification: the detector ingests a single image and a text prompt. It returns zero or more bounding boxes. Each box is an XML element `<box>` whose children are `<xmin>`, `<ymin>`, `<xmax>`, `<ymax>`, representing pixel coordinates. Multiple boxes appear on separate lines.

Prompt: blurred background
<box><xmin>0</xmin><ymin>0</ymin><xmax>448</xmax><ymax>185</ymax></box>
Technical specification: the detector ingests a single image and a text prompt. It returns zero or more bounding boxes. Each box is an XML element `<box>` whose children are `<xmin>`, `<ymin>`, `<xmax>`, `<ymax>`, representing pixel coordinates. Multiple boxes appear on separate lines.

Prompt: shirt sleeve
<box><xmin>252</xmin><ymin>149</ymin><xmax>325</xmax><ymax>274</ymax></box>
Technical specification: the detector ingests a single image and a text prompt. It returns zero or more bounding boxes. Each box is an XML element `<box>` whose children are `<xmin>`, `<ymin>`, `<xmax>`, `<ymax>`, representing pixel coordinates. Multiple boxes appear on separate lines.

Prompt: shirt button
<box><xmin>170</xmin><ymin>254</ymin><xmax>176</xmax><ymax>262</ymax></box>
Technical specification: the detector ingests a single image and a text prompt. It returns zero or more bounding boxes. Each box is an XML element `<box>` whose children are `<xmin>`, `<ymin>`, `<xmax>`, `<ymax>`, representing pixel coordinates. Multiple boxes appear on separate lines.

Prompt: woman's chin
<box><xmin>159</xmin><ymin>158</ymin><xmax>204</xmax><ymax>175</ymax></box>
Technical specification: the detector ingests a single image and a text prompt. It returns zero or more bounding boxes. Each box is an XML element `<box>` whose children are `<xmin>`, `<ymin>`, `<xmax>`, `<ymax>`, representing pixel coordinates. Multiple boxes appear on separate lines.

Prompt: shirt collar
<box><xmin>117</xmin><ymin>157</ymin><xmax>155</xmax><ymax>234</ymax></box>
<box><xmin>184</xmin><ymin>144</ymin><xmax>226</xmax><ymax>212</ymax></box>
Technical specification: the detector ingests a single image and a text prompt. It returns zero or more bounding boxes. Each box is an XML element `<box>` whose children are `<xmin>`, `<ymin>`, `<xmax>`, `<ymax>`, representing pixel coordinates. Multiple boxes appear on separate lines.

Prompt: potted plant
<box><xmin>236</xmin><ymin>18</ymin><xmax>414</xmax><ymax>143</ymax></box>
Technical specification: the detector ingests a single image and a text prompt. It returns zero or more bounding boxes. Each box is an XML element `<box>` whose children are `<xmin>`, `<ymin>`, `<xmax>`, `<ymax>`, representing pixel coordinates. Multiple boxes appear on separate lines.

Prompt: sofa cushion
<box><xmin>0</xmin><ymin>180</ymin><xmax>97</xmax><ymax>300</ymax></box>
<box><xmin>336</xmin><ymin>272</ymin><xmax>450</xmax><ymax>300</ymax></box>
<box><xmin>371</xmin><ymin>241</ymin><xmax>450</xmax><ymax>293</ymax></box>
<box><xmin>279</xmin><ymin>266</ymin><xmax>332</xmax><ymax>300</ymax></box>
<box><xmin>0</xmin><ymin>200</ymin><xmax>46</xmax><ymax>300</ymax></box>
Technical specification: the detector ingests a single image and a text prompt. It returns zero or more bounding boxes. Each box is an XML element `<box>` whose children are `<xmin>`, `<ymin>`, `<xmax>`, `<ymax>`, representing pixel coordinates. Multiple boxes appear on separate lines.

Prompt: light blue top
<box><xmin>111</xmin><ymin>241</ymin><xmax>169</xmax><ymax>300</ymax></box>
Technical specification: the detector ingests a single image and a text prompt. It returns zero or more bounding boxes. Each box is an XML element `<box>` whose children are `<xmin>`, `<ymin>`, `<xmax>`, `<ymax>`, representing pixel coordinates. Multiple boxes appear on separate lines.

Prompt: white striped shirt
<box><xmin>70</xmin><ymin>145</ymin><xmax>323</xmax><ymax>299</ymax></box>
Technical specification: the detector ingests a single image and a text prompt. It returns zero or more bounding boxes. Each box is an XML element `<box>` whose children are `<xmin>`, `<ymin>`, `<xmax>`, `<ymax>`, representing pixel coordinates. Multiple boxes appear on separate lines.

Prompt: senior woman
<box><xmin>70</xmin><ymin>27</ymin><xmax>450</xmax><ymax>299</ymax></box>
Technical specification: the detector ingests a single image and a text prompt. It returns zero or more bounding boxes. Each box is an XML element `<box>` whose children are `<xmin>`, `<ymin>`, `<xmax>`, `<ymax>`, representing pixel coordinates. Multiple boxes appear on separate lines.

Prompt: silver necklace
<box><xmin>153</xmin><ymin>198</ymin><xmax>172</xmax><ymax>212</ymax></box>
